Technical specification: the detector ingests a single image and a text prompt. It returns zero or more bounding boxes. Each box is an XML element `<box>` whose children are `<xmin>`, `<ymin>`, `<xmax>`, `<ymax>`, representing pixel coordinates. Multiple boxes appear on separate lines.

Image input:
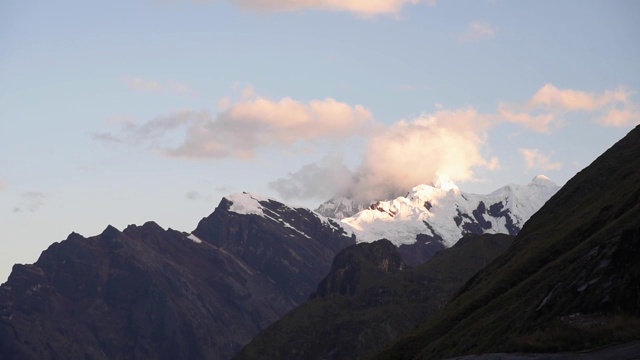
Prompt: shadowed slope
<box><xmin>0</xmin><ymin>196</ymin><xmax>354</xmax><ymax>360</ymax></box>
<box><xmin>236</xmin><ymin>234</ymin><xmax>512</xmax><ymax>360</ymax></box>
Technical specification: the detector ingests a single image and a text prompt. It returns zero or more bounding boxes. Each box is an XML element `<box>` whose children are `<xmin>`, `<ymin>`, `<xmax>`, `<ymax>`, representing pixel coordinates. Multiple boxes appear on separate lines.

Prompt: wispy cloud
<box><xmin>185</xmin><ymin>191</ymin><xmax>215</xmax><ymax>201</ymax></box>
<box><xmin>13</xmin><ymin>192</ymin><xmax>48</xmax><ymax>213</ymax></box>
<box><xmin>269</xmin><ymin>155</ymin><xmax>354</xmax><ymax>200</ymax></box>
<box><xmin>520</xmin><ymin>148</ymin><xmax>563</xmax><ymax>171</ymax></box>
<box><xmin>186</xmin><ymin>0</ymin><xmax>426</xmax><ymax>16</ymax></box>
<box><xmin>499</xmin><ymin>84</ymin><xmax>640</xmax><ymax>131</ymax></box>
<box><xmin>94</xmin><ymin>86</ymin><xmax>373</xmax><ymax>159</ymax></box>
<box><xmin>91</xmin><ymin>132</ymin><xmax>124</xmax><ymax>144</ymax></box>
<box><xmin>98</xmin><ymin>83</ymin><xmax>638</xmax><ymax>203</ymax></box>
<box><xmin>458</xmin><ymin>21</ymin><xmax>498</xmax><ymax>43</ymax></box>
<box><xmin>269</xmin><ymin>84</ymin><xmax>639</xmax><ymax>202</ymax></box>
<box><xmin>121</xmin><ymin>77</ymin><xmax>200</xmax><ymax>97</ymax></box>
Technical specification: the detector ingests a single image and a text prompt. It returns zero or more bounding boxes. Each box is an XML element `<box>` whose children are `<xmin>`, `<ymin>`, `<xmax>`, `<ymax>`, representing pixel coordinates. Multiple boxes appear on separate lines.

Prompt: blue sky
<box><xmin>1</xmin><ymin>0</ymin><xmax>639</xmax><ymax>282</ymax></box>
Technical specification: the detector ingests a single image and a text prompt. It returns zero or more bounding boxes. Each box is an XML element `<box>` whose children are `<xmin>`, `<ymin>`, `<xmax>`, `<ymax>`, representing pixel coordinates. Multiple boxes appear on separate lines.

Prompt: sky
<box><xmin>1</xmin><ymin>0</ymin><xmax>639</xmax><ymax>282</ymax></box>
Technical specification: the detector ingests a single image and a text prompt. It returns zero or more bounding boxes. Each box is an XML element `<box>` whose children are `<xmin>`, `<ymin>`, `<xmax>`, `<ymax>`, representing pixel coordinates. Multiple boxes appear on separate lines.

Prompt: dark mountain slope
<box><xmin>0</xmin><ymin>195</ymin><xmax>354</xmax><ymax>360</ymax></box>
<box><xmin>235</xmin><ymin>233</ymin><xmax>513</xmax><ymax>360</ymax></box>
<box><xmin>376</xmin><ymin>125</ymin><xmax>640</xmax><ymax>359</ymax></box>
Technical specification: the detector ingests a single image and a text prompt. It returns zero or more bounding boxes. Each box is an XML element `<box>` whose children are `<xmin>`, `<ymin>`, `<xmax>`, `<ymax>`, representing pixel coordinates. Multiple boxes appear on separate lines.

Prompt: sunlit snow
<box><xmin>226</xmin><ymin>192</ymin><xmax>270</xmax><ymax>216</ymax></box>
<box><xmin>341</xmin><ymin>175</ymin><xmax>559</xmax><ymax>247</ymax></box>
<box><xmin>187</xmin><ymin>233</ymin><xmax>203</xmax><ymax>244</ymax></box>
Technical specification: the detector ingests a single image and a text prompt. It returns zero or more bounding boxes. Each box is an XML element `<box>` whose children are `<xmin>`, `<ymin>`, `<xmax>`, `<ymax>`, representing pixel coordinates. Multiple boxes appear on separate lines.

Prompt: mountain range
<box><xmin>0</xmin><ymin>176</ymin><xmax>554</xmax><ymax>359</ymax></box>
<box><xmin>0</xmin><ymin>195</ymin><xmax>353</xmax><ymax>359</ymax></box>
<box><xmin>2</xmin><ymin>124</ymin><xmax>637</xmax><ymax>359</ymax></box>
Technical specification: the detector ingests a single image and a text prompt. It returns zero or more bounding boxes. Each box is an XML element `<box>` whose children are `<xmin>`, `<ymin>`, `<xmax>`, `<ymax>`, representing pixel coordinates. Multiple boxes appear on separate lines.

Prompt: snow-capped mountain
<box><xmin>314</xmin><ymin>197</ymin><xmax>370</xmax><ymax>220</ymax></box>
<box><xmin>340</xmin><ymin>175</ymin><xmax>559</xmax><ymax>248</ymax></box>
<box><xmin>223</xmin><ymin>192</ymin><xmax>352</xmax><ymax>241</ymax></box>
<box><xmin>0</xmin><ymin>192</ymin><xmax>355</xmax><ymax>360</ymax></box>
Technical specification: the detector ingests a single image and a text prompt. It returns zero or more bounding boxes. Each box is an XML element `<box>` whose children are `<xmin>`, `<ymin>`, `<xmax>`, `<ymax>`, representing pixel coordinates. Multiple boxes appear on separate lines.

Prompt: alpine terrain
<box><xmin>0</xmin><ymin>163</ymin><xmax>560</xmax><ymax>358</ymax></box>
<box><xmin>335</xmin><ymin>175</ymin><xmax>558</xmax><ymax>266</ymax></box>
<box><xmin>374</xmin><ymin>126</ymin><xmax>640</xmax><ymax>358</ymax></box>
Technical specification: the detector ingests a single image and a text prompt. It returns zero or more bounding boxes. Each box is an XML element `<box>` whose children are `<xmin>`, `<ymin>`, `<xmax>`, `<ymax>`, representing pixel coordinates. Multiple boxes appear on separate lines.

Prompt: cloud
<box><xmin>269</xmin><ymin>155</ymin><xmax>354</xmax><ymax>200</ymax></box>
<box><xmin>345</xmin><ymin>108</ymin><xmax>499</xmax><ymax>201</ymax></box>
<box><xmin>0</xmin><ymin>180</ymin><xmax>5</xmax><ymax>191</ymax></box>
<box><xmin>459</xmin><ymin>21</ymin><xmax>498</xmax><ymax>43</ymax></box>
<box><xmin>95</xmin><ymin>88</ymin><xmax>372</xmax><ymax>159</ymax></box>
<box><xmin>183</xmin><ymin>0</ymin><xmax>427</xmax><ymax>16</ymax></box>
<box><xmin>499</xmin><ymin>84</ymin><xmax>640</xmax><ymax>131</ymax></box>
<box><xmin>271</xmin><ymin>108</ymin><xmax>499</xmax><ymax>202</ymax></box>
<box><xmin>92</xmin><ymin>132</ymin><xmax>124</xmax><ymax>144</ymax></box>
<box><xmin>600</xmin><ymin>107</ymin><xmax>640</xmax><ymax>127</ymax></box>
<box><xmin>99</xmin><ymin>83</ymin><xmax>638</xmax><ymax>203</ymax></box>
<box><xmin>121</xmin><ymin>77</ymin><xmax>199</xmax><ymax>97</ymax></box>
<box><xmin>519</xmin><ymin>148</ymin><xmax>563</xmax><ymax>171</ymax></box>
<box><xmin>13</xmin><ymin>192</ymin><xmax>47</xmax><ymax>213</ymax></box>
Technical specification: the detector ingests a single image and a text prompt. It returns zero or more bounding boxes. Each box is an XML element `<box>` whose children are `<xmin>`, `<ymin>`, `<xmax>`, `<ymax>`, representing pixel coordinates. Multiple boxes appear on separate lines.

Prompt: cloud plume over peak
<box><xmin>97</xmin><ymin>83</ymin><xmax>639</xmax><ymax>205</ymax></box>
<box><xmin>270</xmin><ymin>108</ymin><xmax>499</xmax><ymax>203</ymax></box>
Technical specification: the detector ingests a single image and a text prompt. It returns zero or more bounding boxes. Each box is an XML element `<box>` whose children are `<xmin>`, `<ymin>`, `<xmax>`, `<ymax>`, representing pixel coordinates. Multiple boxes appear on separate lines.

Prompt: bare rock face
<box><xmin>0</xmin><ymin>196</ymin><xmax>355</xmax><ymax>360</ymax></box>
<box><xmin>312</xmin><ymin>239</ymin><xmax>406</xmax><ymax>298</ymax></box>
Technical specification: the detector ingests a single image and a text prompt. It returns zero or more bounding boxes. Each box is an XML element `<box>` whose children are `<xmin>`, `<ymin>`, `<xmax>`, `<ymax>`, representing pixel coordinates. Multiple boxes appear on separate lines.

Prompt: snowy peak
<box><xmin>341</xmin><ymin>177</ymin><xmax>560</xmax><ymax>248</ymax></box>
<box><xmin>223</xmin><ymin>175</ymin><xmax>559</xmax><ymax>254</ymax></box>
<box><xmin>530</xmin><ymin>174</ymin><xmax>555</xmax><ymax>187</ymax></box>
<box><xmin>222</xmin><ymin>192</ymin><xmax>352</xmax><ymax>239</ymax></box>
<box><xmin>226</xmin><ymin>192</ymin><xmax>271</xmax><ymax>216</ymax></box>
<box><xmin>433</xmin><ymin>175</ymin><xmax>459</xmax><ymax>192</ymax></box>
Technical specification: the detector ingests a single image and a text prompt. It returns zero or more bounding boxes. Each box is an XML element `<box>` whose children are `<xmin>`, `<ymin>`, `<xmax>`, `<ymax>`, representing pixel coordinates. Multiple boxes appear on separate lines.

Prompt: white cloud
<box><xmin>272</xmin><ymin>108</ymin><xmax>500</xmax><ymax>202</ymax></box>
<box><xmin>459</xmin><ymin>21</ymin><xmax>498</xmax><ymax>43</ymax></box>
<box><xmin>121</xmin><ymin>77</ymin><xmax>199</xmax><ymax>97</ymax></box>
<box><xmin>600</xmin><ymin>107</ymin><xmax>640</xmax><ymax>127</ymax></box>
<box><xmin>98</xmin><ymin>83</ymin><xmax>639</xmax><ymax>203</ymax></box>
<box><xmin>95</xmin><ymin>89</ymin><xmax>373</xmax><ymax>159</ymax></box>
<box><xmin>499</xmin><ymin>84</ymin><xmax>640</xmax><ymax>131</ymax></box>
<box><xmin>13</xmin><ymin>192</ymin><xmax>48</xmax><ymax>213</ymax></box>
<box><xmin>345</xmin><ymin>108</ymin><xmax>499</xmax><ymax>201</ymax></box>
<box><xmin>192</xmin><ymin>0</ymin><xmax>426</xmax><ymax>16</ymax></box>
<box><xmin>519</xmin><ymin>148</ymin><xmax>563</xmax><ymax>171</ymax></box>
